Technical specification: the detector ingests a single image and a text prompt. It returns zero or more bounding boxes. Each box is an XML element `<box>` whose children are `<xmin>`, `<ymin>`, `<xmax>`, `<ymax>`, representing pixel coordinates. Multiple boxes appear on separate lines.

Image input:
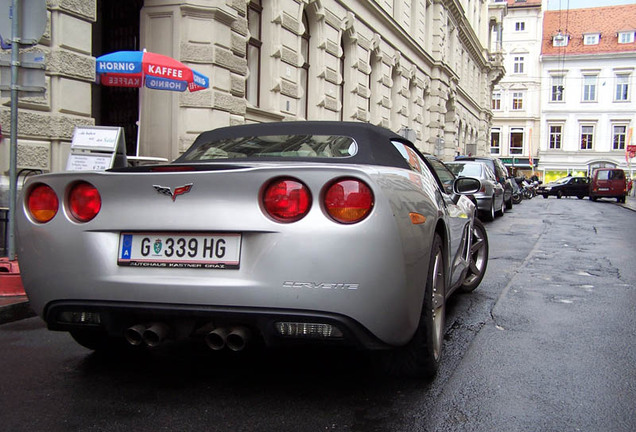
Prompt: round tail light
<box><xmin>263</xmin><ymin>178</ymin><xmax>311</xmax><ymax>222</ymax></box>
<box><xmin>69</xmin><ymin>182</ymin><xmax>101</xmax><ymax>222</ymax></box>
<box><xmin>324</xmin><ymin>178</ymin><xmax>374</xmax><ymax>224</ymax></box>
<box><xmin>27</xmin><ymin>184</ymin><xmax>59</xmax><ymax>223</ymax></box>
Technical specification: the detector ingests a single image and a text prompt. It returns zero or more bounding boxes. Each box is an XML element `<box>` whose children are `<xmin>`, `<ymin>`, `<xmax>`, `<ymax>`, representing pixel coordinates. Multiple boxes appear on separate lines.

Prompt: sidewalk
<box><xmin>619</xmin><ymin>193</ymin><xmax>636</xmax><ymax>211</ymax></box>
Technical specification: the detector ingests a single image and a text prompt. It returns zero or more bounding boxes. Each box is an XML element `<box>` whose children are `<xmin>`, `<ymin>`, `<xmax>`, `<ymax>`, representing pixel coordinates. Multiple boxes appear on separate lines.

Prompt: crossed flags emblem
<box><xmin>153</xmin><ymin>183</ymin><xmax>193</xmax><ymax>201</ymax></box>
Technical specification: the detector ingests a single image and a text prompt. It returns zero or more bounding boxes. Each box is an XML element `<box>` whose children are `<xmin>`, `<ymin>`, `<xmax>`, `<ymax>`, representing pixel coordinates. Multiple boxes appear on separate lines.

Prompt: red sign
<box><xmin>627</xmin><ymin>145</ymin><xmax>636</xmax><ymax>152</ymax></box>
<box><xmin>629</xmin><ymin>151</ymin><xmax>636</xmax><ymax>159</ymax></box>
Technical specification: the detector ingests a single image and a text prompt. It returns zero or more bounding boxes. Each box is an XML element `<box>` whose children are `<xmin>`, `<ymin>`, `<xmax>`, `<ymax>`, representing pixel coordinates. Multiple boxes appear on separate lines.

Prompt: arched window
<box><xmin>246</xmin><ymin>0</ymin><xmax>262</xmax><ymax>106</ymax></box>
<box><xmin>299</xmin><ymin>11</ymin><xmax>310</xmax><ymax>119</ymax></box>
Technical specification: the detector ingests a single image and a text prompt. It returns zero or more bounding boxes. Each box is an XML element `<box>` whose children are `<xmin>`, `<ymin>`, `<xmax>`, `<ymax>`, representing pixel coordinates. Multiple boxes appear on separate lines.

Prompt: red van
<box><xmin>589</xmin><ymin>168</ymin><xmax>627</xmax><ymax>203</ymax></box>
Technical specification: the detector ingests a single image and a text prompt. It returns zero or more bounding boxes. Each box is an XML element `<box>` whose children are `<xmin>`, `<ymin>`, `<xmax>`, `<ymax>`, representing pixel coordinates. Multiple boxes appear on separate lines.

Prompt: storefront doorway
<box><xmin>92</xmin><ymin>0</ymin><xmax>144</xmax><ymax>156</ymax></box>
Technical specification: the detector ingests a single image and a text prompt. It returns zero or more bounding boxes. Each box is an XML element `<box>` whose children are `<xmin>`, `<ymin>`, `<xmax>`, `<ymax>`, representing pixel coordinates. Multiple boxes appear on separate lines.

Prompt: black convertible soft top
<box><xmin>175</xmin><ymin>121</ymin><xmax>413</xmax><ymax>170</ymax></box>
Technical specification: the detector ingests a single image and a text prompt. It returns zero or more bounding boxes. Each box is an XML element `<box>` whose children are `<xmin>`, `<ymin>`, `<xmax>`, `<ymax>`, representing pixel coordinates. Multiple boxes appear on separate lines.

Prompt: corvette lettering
<box><xmin>153</xmin><ymin>183</ymin><xmax>193</xmax><ymax>201</ymax></box>
<box><xmin>283</xmin><ymin>281</ymin><xmax>359</xmax><ymax>290</ymax></box>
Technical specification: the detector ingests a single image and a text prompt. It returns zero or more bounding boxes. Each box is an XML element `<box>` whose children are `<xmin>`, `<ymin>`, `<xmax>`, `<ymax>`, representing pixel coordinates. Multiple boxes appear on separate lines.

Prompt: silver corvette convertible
<box><xmin>17</xmin><ymin>121</ymin><xmax>488</xmax><ymax>378</ymax></box>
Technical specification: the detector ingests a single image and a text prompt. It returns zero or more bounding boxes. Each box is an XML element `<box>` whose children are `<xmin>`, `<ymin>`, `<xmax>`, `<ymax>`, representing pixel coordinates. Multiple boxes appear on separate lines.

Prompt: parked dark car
<box><xmin>445</xmin><ymin>161</ymin><xmax>505</xmax><ymax>221</ymax></box>
<box><xmin>455</xmin><ymin>156</ymin><xmax>514</xmax><ymax>210</ymax></box>
<box><xmin>537</xmin><ymin>176</ymin><xmax>589</xmax><ymax>199</ymax></box>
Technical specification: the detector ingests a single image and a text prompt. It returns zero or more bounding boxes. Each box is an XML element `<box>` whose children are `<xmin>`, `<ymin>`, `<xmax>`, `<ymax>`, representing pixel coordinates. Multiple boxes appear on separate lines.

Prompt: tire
<box><xmin>505</xmin><ymin>195</ymin><xmax>514</xmax><ymax>209</ymax></box>
<box><xmin>495</xmin><ymin>197</ymin><xmax>505</xmax><ymax>217</ymax></box>
<box><xmin>482</xmin><ymin>198</ymin><xmax>495</xmax><ymax>221</ymax></box>
<box><xmin>577</xmin><ymin>195</ymin><xmax>584</xmax><ymax>200</ymax></box>
<box><xmin>542</xmin><ymin>195</ymin><xmax>548</xmax><ymax>199</ymax></box>
<box><xmin>460</xmin><ymin>218</ymin><xmax>489</xmax><ymax>293</ymax></box>
<box><xmin>590</xmin><ymin>196</ymin><xmax>597</xmax><ymax>202</ymax></box>
<box><xmin>556</xmin><ymin>191</ymin><xmax>563</xmax><ymax>199</ymax></box>
<box><xmin>512</xmin><ymin>194</ymin><xmax>522</xmax><ymax>205</ymax></box>
<box><xmin>381</xmin><ymin>234</ymin><xmax>446</xmax><ymax>378</ymax></box>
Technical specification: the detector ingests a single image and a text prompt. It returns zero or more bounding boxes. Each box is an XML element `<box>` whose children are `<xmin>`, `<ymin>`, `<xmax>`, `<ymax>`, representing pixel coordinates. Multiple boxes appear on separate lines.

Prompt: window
<box><xmin>553</xmin><ymin>34</ymin><xmax>568</xmax><ymax>47</ymax></box>
<box><xmin>580</xmin><ymin>125</ymin><xmax>594</xmax><ymax>150</ymax></box>
<box><xmin>582</xmin><ymin>75</ymin><xmax>597</xmax><ymax>102</ymax></box>
<box><xmin>299</xmin><ymin>11</ymin><xmax>310</xmax><ymax>119</ymax></box>
<box><xmin>490</xmin><ymin>129</ymin><xmax>501</xmax><ymax>155</ymax></box>
<box><xmin>246</xmin><ymin>0</ymin><xmax>262</xmax><ymax>106</ymax></box>
<box><xmin>613</xmin><ymin>125</ymin><xmax>627</xmax><ymax>150</ymax></box>
<box><xmin>615</xmin><ymin>73</ymin><xmax>630</xmax><ymax>101</ymax></box>
<box><xmin>513</xmin><ymin>56</ymin><xmax>525</xmax><ymax>74</ymax></box>
<box><xmin>584</xmin><ymin>34</ymin><xmax>599</xmax><ymax>45</ymax></box>
<box><xmin>512</xmin><ymin>92</ymin><xmax>524</xmax><ymax>110</ymax></box>
<box><xmin>551</xmin><ymin>76</ymin><xmax>564</xmax><ymax>102</ymax></box>
<box><xmin>515</xmin><ymin>22</ymin><xmax>525</xmax><ymax>32</ymax></box>
<box><xmin>492</xmin><ymin>92</ymin><xmax>501</xmax><ymax>110</ymax></box>
<box><xmin>618</xmin><ymin>31</ymin><xmax>635</xmax><ymax>44</ymax></box>
<box><xmin>549</xmin><ymin>125</ymin><xmax>562</xmax><ymax>149</ymax></box>
<box><xmin>510</xmin><ymin>128</ymin><xmax>524</xmax><ymax>155</ymax></box>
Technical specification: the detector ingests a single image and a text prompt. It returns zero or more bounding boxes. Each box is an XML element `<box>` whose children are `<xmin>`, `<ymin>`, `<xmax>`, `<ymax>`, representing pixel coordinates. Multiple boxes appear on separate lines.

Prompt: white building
<box><xmin>539</xmin><ymin>4</ymin><xmax>636</xmax><ymax>182</ymax></box>
<box><xmin>490</xmin><ymin>0</ymin><xmax>543</xmax><ymax>177</ymax></box>
<box><xmin>0</xmin><ymin>0</ymin><xmax>506</xmax><ymax>181</ymax></box>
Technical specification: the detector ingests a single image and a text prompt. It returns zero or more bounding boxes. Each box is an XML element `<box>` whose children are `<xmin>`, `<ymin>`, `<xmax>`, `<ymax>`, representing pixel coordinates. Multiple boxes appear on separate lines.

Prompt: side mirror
<box><xmin>453</xmin><ymin>177</ymin><xmax>481</xmax><ymax>195</ymax></box>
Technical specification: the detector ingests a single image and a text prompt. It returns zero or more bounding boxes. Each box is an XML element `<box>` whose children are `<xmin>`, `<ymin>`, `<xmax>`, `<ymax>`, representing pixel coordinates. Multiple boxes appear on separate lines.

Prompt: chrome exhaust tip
<box><xmin>124</xmin><ymin>324</ymin><xmax>146</xmax><ymax>346</ymax></box>
<box><xmin>142</xmin><ymin>322</ymin><xmax>170</xmax><ymax>347</ymax></box>
<box><xmin>205</xmin><ymin>328</ymin><xmax>229</xmax><ymax>351</ymax></box>
<box><xmin>226</xmin><ymin>327</ymin><xmax>251</xmax><ymax>352</ymax></box>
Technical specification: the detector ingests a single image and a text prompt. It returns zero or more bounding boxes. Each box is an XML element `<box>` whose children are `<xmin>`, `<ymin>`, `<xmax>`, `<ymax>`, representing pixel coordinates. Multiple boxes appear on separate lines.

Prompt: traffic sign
<box><xmin>0</xmin><ymin>0</ymin><xmax>47</xmax><ymax>46</ymax></box>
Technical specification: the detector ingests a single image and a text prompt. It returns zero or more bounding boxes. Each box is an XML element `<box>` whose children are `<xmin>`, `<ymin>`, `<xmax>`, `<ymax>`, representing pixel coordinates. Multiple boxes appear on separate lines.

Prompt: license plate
<box><xmin>598</xmin><ymin>188</ymin><xmax>609</xmax><ymax>191</ymax></box>
<box><xmin>118</xmin><ymin>232</ymin><xmax>241</xmax><ymax>269</ymax></box>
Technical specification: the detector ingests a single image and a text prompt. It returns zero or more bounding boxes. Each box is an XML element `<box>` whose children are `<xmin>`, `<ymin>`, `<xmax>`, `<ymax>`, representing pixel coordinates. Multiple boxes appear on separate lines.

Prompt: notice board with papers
<box><xmin>66</xmin><ymin>126</ymin><xmax>127</xmax><ymax>171</ymax></box>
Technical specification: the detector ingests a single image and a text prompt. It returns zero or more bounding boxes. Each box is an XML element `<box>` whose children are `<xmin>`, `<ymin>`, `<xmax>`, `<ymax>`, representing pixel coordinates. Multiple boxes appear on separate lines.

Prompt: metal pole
<box><xmin>8</xmin><ymin>0</ymin><xmax>19</xmax><ymax>260</ymax></box>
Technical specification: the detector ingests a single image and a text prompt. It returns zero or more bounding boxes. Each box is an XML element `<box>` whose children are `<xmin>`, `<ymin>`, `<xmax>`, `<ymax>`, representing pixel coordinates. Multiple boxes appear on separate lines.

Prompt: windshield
<box><xmin>447</xmin><ymin>163</ymin><xmax>482</xmax><ymax>178</ymax></box>
<box><xmin>182</xmin><ymin>135</ymin><xmax>358</xmax><ymax>161</ymax></box>
<box><xmin>554</xmin><ymin>177</ymin><xmax>572</xmax><ymax>184</ymax></box>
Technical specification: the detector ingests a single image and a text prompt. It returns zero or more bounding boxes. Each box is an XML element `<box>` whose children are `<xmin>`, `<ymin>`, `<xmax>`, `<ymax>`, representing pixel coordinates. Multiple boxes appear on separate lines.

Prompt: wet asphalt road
<box><xmin>1</xmin><ymin>197</ymin><xmax>635</xmax><ymax>432</ymax></box>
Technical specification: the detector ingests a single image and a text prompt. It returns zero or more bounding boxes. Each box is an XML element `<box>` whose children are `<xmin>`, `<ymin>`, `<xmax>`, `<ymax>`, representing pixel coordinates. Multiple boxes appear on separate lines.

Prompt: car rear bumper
<box><xmin>44</xmin><ymin>300</ymin><xmax>391</xmax><ymax>350</ymax></box>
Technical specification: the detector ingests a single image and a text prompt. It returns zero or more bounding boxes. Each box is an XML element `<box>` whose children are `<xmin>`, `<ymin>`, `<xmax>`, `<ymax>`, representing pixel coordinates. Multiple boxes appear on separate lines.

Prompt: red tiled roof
<box><xmin>542</xmin><ymin>4</ymin><xmax>636</xmax><ymax>56</ymax></box>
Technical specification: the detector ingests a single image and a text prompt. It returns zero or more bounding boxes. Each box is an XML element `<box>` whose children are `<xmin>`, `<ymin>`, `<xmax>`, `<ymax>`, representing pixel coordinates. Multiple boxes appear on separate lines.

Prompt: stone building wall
<box><xmin>0</xmin><ymin>0</ymin><xmax>96</xmax><ymax>176</ymax></box>
<box><xmin>1</xmin><ymin>0</ymin><xmax>503</xmax><ymax>176</ymax></box>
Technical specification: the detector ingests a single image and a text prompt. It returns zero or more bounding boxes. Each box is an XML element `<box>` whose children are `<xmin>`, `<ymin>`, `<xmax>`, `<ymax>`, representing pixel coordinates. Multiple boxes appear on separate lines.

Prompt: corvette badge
<box><xmin>153</xmin><ymin>183</ymin><xmax>193</xmax><ymax>201</ymax></box>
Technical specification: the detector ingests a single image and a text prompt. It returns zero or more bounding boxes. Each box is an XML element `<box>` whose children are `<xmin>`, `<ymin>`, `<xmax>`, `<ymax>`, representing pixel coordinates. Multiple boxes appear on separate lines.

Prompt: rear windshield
<box><xmin>596</xmin><ymin>170</ymin><xmax>624</xmax><ymax>180</ymax></box>
<box><xmin>447</xmin><ymin>163</ymin><xmax>482</xmax><ymax>178</ymax></box>
<box><xmin>182</xmin><ymin>135</ymin><xmax>358</xmax><ymax>161</ymax></box>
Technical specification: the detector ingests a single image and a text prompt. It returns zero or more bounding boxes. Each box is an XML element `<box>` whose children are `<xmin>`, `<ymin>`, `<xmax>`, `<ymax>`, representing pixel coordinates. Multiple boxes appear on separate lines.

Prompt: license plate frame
<box><xmin>118</xmin><ymin>232</ymin><xmax>241</xmax><ymax>269</ymax></box>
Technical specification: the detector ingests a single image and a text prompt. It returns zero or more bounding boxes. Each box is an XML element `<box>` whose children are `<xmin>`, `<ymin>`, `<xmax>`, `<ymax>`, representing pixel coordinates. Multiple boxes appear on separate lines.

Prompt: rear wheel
<box><xmin>505</xmin><ymin>195</ymin><xmax>513</xmax><ymax>209</ymax></box>
<box><xmin>543</xmin><ymin>195</ymin><xmax>548</xmax><ymax>199</ymax></box>
<box><xmin>482</xmin><ymin>198</ymin><xmax>495</xmax><ymax>221</ymax></box>
<box><xmin>460</xmin><ymin>218</ymin><xmax>489</xmax><ymax>293</ymax></box>
<box><xmin>556</xmin><ymin>190</ymin><xmax>563</xmax><ymax>199</ymax></box>
<box><xmin>495</xmin><ymin>197</ymin><xmax>505</xmax><ymax>217</ymax></box>
<box><xmin>577</xmin><ymin>195</ymin><xmax>584</xmax><ymax>200</ymax></box>
<box><xmin>381</xmin><ymin>234</ymin><xmax>446</xmax><ymax>378</ymax></box>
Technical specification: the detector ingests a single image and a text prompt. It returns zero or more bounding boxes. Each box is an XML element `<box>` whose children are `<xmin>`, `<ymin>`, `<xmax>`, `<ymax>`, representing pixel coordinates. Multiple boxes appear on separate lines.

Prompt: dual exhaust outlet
<box><xmin>124</xmin><ymin>322</ymin><xmax>250</xmax><ymax>351</ymax></box>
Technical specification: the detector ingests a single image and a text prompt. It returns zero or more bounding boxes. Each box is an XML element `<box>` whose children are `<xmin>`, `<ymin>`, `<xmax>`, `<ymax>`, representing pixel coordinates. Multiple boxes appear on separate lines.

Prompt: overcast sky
<box><xmin>546</xmin><ymin>0</ymin><xmax>636</xmax><ymax>10</ymax></box>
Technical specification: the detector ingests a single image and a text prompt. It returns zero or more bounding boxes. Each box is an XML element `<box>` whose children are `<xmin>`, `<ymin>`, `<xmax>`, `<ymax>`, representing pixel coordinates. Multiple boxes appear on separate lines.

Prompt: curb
<box><xmin>0</xmin><ymin>298</ymin><xmax>36</xmax><ymax>325</ymax></box>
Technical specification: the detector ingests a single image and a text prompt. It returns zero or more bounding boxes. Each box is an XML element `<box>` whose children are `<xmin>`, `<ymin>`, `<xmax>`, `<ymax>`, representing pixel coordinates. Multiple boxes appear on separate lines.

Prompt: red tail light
<box><xmin>27</xmin><ymin>184</ymin><xmax>59</xmax><ymax>223</ymax></box>
<box><xmin>69</xmin><ymin>182</ymin><xmax>101</xmax><ymax>222</ymax></box>
<box><xmin>263</xmin><ymin>178</ymin><xmax>311</xmax><ymax>222</ymax></box>
<box><xmin>324</xmin><ymin>178</ymin><xmax>374</xmax><ymax>224</ymax></box>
